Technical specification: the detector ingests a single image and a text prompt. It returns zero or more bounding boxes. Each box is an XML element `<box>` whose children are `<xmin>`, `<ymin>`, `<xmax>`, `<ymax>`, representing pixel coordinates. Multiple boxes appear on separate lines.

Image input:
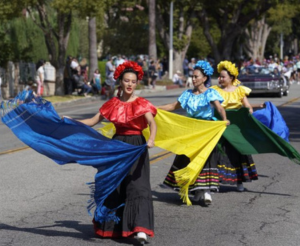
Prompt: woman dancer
<box><xmin>75</xmin><ymin>61</ymin><xmax>157</xmax><ymax>243</ymax></box>
<box><xmin>211</xmin><ymin>61</ymin><xmax>257</xmax><ymax>191</ymax></box>
<box><xmin>158</xmin><ymin>60</ymin><xmax>229</xmax><ymax>205</ymax></box>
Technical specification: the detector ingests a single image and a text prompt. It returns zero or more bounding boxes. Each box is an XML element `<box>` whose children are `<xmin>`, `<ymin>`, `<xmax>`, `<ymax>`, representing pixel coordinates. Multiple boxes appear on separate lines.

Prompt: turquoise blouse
<box><xmin>178</xmin><ymin>89</ymin><xmax>224</xmax><ymax>120</ymax></box>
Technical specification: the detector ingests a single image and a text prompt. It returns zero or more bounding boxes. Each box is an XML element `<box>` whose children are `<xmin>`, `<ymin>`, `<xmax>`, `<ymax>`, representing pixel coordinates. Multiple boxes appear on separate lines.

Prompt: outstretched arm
<box><xmin>145</xmin><ymin>112</ymin><xmax>157</xmax><ymax>148</ymax></box>
<box><xmin>212</xmin><ymin>100</ymin><xmax>230</xmax><ymax>126</ymax></box>
<box><xmin>251</xmin><ymin>103</ymin><xmax>265</xmax><ymax>108</ymax></box>
<box><xmin>77</xmin><ymin>112</ymin><xmax>104</xmax><ymax>127</ymax></box>
<box><xmin>157</xmin><ymin>101</ymin><xmax>181</xmax><ymax>111</ymax></box>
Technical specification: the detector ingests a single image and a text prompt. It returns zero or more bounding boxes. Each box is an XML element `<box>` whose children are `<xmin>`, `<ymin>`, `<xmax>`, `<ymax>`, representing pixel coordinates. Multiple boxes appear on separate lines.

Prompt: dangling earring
<box><xmin>117</xmin><ymin>86</ymin><xmax>122</xmax><ymax>98</ymax></box>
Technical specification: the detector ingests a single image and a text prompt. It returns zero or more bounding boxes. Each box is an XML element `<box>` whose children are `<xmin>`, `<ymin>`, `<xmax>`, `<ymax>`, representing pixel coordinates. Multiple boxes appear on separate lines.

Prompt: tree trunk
<box><xmin>148</xmin><ymin>0</ymin><xmax>157</xmax><ymax>61</ymax></box>
<box><xmin>28</xmin><ymin>5</ymin><xmax>58</xmax><ymax>67</ymax></box>
<box><xmin>156</xmin><ymin>3</ymin><xmax>193</xmax><ymax>75</ymax></box>
<box><xmin>244</xmin><ymin>16</ymin><xmax>271</xmax><ymax>62</ymax></box>
<box><xmin>199</xmin><ymin>9</ymin><xmax>221</xmax><ymax>64</ymax></box>
<box><xmin>198</xmin><ymin>2</ymin><xmax>273</xmax><ymax>64</ymax></box>
<box><xmin>88</xmin><ymin>17</ymin><xmax>98</xmax><ymax>81</ymax></box>
<box><xmin>55</xmin><ymin>12</ymin><xmax>72</xmax><ymax>95</ymax></box>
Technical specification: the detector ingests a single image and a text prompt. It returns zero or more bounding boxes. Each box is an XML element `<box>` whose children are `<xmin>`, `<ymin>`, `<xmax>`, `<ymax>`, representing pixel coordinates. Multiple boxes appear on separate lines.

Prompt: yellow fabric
<box><xmin>211</xmin><ymin>85</ymin><xmax>251</xmax><ymax>109</ymax></box>
<box><xmin>99</xmin><ymin>109</ymin><xmax>226</xmax><ymax>206</ymax></box>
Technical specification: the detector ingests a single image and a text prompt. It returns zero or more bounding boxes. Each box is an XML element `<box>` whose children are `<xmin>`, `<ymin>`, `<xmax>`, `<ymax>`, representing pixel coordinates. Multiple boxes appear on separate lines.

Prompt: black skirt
<box><xmin>218</xmin><ymin>140</ymin><xmax>258</xmax><ymax>185</ymax></box>
<box><xmin>163</xmin><ymin>147</ymin><xmax>220</xmax><ymax>192</ymax></box>
<box><xmin>93</xmin><ymin>135</ymin><xmax>154</xmax><ymax>238</ymax></box>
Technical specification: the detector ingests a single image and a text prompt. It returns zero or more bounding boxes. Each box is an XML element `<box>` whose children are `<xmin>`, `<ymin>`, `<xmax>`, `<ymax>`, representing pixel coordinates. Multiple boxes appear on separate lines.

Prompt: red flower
<box><xmin>114</xmin><ymin>61</ymin><xmax>144</xmax><ymax>80</ymax></box>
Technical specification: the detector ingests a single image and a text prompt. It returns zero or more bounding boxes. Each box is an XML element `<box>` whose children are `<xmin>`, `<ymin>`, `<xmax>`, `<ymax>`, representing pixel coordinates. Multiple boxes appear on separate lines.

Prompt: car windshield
<box><xmin>240</xmin><ymin>66</ymin><xmax>278</xmax><ymax>75</ymax></box>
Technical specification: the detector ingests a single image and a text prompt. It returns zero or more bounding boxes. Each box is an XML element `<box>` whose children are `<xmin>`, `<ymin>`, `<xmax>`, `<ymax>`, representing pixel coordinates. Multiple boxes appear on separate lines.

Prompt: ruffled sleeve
<box><xmin>206</xmin><ymin>88</ymin><xmax>224</xmax><ymax>103</ymax></box>
<box><xmin>237</xmin><ymin>86</ymin><xmax>251</xmax><ymax>97</ymax></box>
<box><xmin>211</xmin><ymin>85</ymin><xmax>250</xmax><ymax>109</ymax></box>
<box><xmin>178</xmin><ymin>90</ymin><xmax>192</xmax><ymax>108</ymax></box>
<box><xmin>100</xmin><ymin>97</ymin><xmax>157</xmax><ymax>124</ymax></box>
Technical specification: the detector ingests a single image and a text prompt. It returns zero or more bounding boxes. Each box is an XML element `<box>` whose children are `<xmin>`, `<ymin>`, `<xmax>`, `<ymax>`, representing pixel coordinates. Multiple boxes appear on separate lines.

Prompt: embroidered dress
<box><xmin>211</xmin><ymin>85</ymin><xmax>258</xmax><ymax>185</ymax></box>
<box><xmin>163</xmin><ymin>88</ymin><xmax>224</xmax><ymax>192</ymax></box>
<box><xmin>93</xmin><ymin>96</ymin><xmax>157</xmax><ymax>238</ymax></box>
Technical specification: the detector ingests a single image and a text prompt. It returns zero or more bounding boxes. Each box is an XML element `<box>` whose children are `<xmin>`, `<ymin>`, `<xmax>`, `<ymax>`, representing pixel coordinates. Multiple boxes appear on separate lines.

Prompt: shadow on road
<box><xmin>0</xmin><ymin>220</ymin><xmax>95</xmax><ymax>240</ymax></box>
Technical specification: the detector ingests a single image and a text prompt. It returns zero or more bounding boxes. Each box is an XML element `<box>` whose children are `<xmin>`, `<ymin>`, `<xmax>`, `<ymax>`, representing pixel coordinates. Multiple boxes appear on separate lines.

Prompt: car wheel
<box><xmin>275</xmin><ymin>89</ymin><xmax>283</xmax><ymax>98</ymax></box>
<box><xmin>283</xmin><ymin>90</ymin><xmax>289</xmax><ymax>96</ymax></box>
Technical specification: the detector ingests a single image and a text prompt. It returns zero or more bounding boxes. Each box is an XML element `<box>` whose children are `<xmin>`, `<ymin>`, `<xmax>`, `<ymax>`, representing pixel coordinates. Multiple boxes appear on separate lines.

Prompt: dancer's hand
<box><xmin>226</xmin><ymin>120</ymin><xmax>230</xmax><ymax>126</ymax></box>
<box><xmin>61</xmin><ymin>115</ymin><xmax>72</xmax><ymax>120</ymax></box>
<box><xmin>147</xmin><ymin>139</ymin><xmax>155</xmax><ymax>148</ymax></box>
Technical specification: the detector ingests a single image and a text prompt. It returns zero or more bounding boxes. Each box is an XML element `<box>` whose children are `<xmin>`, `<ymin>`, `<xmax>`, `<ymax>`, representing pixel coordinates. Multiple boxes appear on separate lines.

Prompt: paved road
<box><xmin>0</xmin><ymin>84</ymin><xmax>300</xmax><ymax>246</ymax></box>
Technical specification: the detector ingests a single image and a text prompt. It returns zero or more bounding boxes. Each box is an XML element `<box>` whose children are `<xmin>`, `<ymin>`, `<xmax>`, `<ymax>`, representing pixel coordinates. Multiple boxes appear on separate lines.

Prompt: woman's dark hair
<box><xmin>118</xmin><ymin>68</ymin><xmax>138</xmax><ymax>81</ymax></box>
<box><xmin>36</xmin><ymin>59</ymin><xmax>45</xmax><ymax>71</ymax></box>
<box><xmin>194</xmin><ymin>67</ymin><xmax>211</xmax><ymax>88</ymax></box>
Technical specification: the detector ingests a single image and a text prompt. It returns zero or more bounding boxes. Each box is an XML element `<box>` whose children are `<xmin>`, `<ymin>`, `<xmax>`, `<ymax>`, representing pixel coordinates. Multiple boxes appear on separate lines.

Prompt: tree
<box><xmin>197</xmin><ymin>0</ymin><xmax>277</xmax><ymax>64</ymax></box>
<box><xmin>156</xmin><ymin>0</ymin><xmax>198</xmax><ymax>73</ymax></box>
<box><xmin>75</xmin><ymin>0</ymin><xmax>104</xmax><ymax>81</ymax></box>
<box><xmin>266</xmin><ymin>3</ymin><xmax>299</xmax><ymax>58</ymax></box>
<box><xmin>244</xmin><ymin>15</ymin><xmax>272</xmax><ymax>62</ymax></box>
<box><xmin>0</xmin><ymin>1</ymin><xmax>27</xmax><ymax>66</ymax></box>
<box><xmin>24</xmin><ymin>0</ymin><xmax>105</xmax><ymax>94</ymax></box>
<box><xmin>148</xmin><ymin>0</ymin><xmax>157</xmax><ymax>61</ymax></box>
<box><xmin>88</xmin><ymin>17</ymin><xmax>98</xmax><ymax>80</ymax></box>
<box><xmin>25</xmin><ymin>1</ymin><xmax>73</xmax><ymax>95</ymax></box>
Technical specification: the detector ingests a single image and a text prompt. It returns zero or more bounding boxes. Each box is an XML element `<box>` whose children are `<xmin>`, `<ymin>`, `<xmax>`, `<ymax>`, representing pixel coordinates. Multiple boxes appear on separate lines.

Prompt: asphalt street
<box><xmin>0</xmin><ymin>83</ymin><xmax>300</xmax><ymax>246</ymax></box>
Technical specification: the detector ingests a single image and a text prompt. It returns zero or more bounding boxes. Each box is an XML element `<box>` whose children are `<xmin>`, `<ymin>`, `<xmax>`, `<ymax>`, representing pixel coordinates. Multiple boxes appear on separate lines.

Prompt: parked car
<box><xmin>238</xmin><ymin>66</ymin><xmax>290</xmax><ymax>97</ymax></box>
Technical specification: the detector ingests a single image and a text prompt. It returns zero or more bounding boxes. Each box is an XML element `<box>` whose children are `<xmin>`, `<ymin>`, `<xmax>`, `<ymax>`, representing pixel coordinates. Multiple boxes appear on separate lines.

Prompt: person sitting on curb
<box><xmin>173</xmin><ymin>70</ymin><xmax>184</xmax><ymax>87</ymax></box>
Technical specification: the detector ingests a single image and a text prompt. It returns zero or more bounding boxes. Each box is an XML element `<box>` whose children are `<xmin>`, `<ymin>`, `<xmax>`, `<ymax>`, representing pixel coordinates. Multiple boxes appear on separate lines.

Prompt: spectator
<box><xmin>115</xmin><ymin>54</ymin><xmax>125</xmax><ymax>67</ymax></box>
<box><xmin>90</xmin><ymin>69</ymin><xmax>101</xmax><ymax>95</ymax></box>
<box><xmin>162</xmin><ymin>56</ymin><xmax>168</xmax><ymax>75</ymax></box>
<box><xmin>80</xmin><ymin>58</ymin><xmax>89</xmax><ymax>82</ymax></box>
<box><xmin>64</xmin><ymin>56</ymin><xmax>73</xmax><ymax>95</ymax></box>
<box><xmin>148</xmin><ymin>60</ymin><xmax>157</xmax><ymax>89</ymax></box>
<box><xmin>183</xmin><ymin>56</ymin><xmax>189</xmax><ymax>77</ymax></box>
<box><xmin>188</xmin><ymin>58</ymin><xmax>196</xmax><ymax>78</ymax></box>
<box><xmin>172</xmin><ymin>70</ymin><xmax>184</xmax><ymax>87</ymax></box>
<box><xmin>105</xmin><ymin>56</ymin><xmax>116</xmax><ymax>99</ymax></box>
<box><xmin>156</xmin><ymin>59</ymin><xmax>163</xmax><ymax>79</ymax></box>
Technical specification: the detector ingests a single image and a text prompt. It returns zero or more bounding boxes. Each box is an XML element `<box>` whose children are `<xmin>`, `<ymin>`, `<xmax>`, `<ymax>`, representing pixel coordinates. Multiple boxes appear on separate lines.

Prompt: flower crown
<box><xmin>217</xmin><ymin>61</ymin><xmax>240</xmax><ymax>86</ymax></box>
<box><xmin>193</xmin><ymin>60</ymin><xmax>214</xmax><ymax>76</ymax></box>
<box><xmin>114</xmin><ymin>61</ymin><xmax>144</xmax><ymax>80</ymax></box>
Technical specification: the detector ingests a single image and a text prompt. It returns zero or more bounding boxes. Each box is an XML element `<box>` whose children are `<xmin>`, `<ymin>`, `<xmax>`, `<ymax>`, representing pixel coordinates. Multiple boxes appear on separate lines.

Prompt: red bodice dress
<box><xmin>93</xmin><ymin>96</ymin><xmax>157</xmax><ymax>238</ymax></box>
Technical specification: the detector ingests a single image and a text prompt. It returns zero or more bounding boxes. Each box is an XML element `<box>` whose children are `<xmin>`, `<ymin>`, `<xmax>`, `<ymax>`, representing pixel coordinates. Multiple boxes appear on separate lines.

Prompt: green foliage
<box><xmin>66</xmin><ymin>17</ymin><xmax>89</xmax><ymax>59</ymax></box>
<box><xmin>186</xmin><ymin>26</ymin><xmax>221</xmax><ymax>59</ymax></box>
<box><xmin>98</xmin><ymin>61</ymin><xmax>106</xmax><ymax>81</ymax></box>
<box><xmin>267</xmin><ymin>3</ymin><xmax>298</xmax><ymax>35</ymax></box>
<box><xmin>9</xmin><ymin>17</ymin><xmax>48</xmax><ymax>62</ymax></box>
<box><xmin>0</xmin><ymin>29</ymin><xmax>12</xmax><ymax>67</ymax></box>
<box><xmin>0</xmin><ymin>1</ymin><xmax>25</xmax><ymax>21</ymax></box>
<box><xmin>100</xmin><ymin>2</ymin><xmax>149</xmax><ymax>57</ymax></box>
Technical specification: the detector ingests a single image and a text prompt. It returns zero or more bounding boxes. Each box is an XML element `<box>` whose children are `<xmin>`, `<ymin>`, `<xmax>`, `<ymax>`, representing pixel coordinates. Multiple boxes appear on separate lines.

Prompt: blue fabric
<box><xmin>1</xmin><ymin>91</ymin><xmax>146</xmax><ymax>223</ymax></box>
<box><xmin>178</xmin><ymin>89</ymin><xmax>224</xmax><ymax>120</ymax></box>
<box><xmin>253</xmin><ymin>101</ymin><xmax>290</xmax><ymax>142</ymax></box>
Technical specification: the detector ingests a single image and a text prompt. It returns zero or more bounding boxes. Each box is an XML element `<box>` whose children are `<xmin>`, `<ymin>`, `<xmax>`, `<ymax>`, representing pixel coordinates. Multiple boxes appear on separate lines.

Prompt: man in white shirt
<box><xmin>115</xmin><ymin>55</ymin><xmax>125</xmax><ymax>67</ymax></box>
<box><xmin>173</xmin><ymin>70</ymin><xmax>184</xmax><ymax>87</ymax></box>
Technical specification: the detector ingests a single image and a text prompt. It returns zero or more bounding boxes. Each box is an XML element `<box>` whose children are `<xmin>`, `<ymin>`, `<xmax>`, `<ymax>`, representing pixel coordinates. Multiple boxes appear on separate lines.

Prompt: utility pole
<box><xmin>168</xmin><ymin>2</ymin><xmax>173</xmax><ymax>80</ymax></box>
<box><xmin>280</xmin><ymin>32</ymin><xmax>283</xmax><ymax>60</ymax></box>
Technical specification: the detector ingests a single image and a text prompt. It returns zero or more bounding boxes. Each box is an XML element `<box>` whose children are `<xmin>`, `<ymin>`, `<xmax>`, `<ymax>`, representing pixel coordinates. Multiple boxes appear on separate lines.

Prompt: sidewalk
<box><xmin>51</xmin><ymin>85</ymin><xmax>180</xmax><ymax>108</ymax></box>
<box><xmin>50</xmin><ymin>78</ymin><xmax>220</xmax><ymax>108</ymax></box>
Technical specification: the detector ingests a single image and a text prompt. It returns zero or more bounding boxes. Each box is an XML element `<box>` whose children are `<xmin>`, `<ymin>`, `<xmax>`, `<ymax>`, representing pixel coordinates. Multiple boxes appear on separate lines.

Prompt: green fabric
<box><xmin>215</xmin><ymin>108</ymin><xmax>300</xmax><ymax>163</ymax></box>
